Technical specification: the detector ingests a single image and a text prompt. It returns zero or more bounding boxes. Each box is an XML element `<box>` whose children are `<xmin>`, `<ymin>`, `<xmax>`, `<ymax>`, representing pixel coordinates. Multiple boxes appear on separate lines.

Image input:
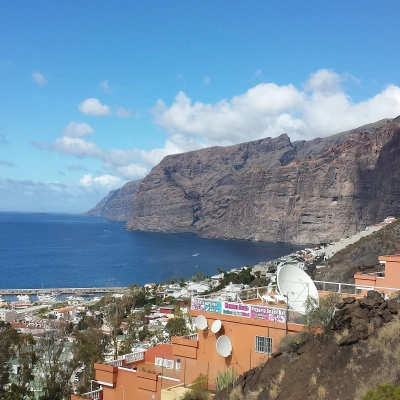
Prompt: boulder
<box><xmin>359</xmin><ymin>298</ymin><xmax>379</xmax><ymax>309</ymax></box>
<box><xmin>366</xmin><ymin>290</ymin><xmax>384</xmax><ymax>301</ymax></box>
<box><xmin>387</xmin><ymin>299</ymin><xmax>400</xmax><ymax>314</ymax></box>
<box><xmin>338</xmin><ymin>334</ymin><xmax>359</xmax><ymax>346</ymax></box>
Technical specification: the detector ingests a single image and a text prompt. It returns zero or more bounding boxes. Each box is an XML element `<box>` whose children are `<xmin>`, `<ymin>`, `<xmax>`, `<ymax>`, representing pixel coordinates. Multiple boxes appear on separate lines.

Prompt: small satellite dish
<box><xmin>216</xmin><ymin>335</ymin><xmax>232</xmax><ymax>357</ymax></box>
<box><xmin>277</xmin><ymin>264</ymin><xmax>319</xmax><ymax>314</ymax></box>
<box><xmin>211</xmin><ymin>319</ymin><xmax>222</xmax><ymax>333</ymax></box>
<box><xmin>196</xmin><ymin>315</ymin><xmax>208</xmax><ymax>331</ymax></box>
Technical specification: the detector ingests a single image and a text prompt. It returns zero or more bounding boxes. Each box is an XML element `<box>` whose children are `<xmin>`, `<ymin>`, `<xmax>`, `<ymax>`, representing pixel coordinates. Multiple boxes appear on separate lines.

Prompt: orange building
<box><xmin>72</xmin><ymin>287</ymin><xmax>304</xmax><ymax>400</ymax></box>
<box><xmin>72</xmin><ymin>255</ymin><xmax>400</xmax><ymax>400</ymax></box>
<box><xmin>354</xmin><ymin>254</ymin><xmax>400</xmax><ymax>296</ymax></box>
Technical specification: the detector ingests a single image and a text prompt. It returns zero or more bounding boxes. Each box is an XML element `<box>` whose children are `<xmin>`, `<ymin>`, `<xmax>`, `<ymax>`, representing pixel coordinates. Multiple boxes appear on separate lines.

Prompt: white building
<box><xmin>0</xmin><ymin>309</ymin><xmax>17</xmax><ymax>322</ymax></box>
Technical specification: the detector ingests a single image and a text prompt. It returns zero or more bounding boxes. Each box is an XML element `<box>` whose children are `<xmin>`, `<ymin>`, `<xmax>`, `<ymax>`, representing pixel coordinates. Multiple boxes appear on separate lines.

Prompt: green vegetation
<box><xmin>361</xmin><ymin>383</ymin><xmax>400</xmax><ymax>399</ymax></box>
<box><xmin>215</xmin><ymin>367</ymin><xmax>238</xmax><ymax>391</ymax></box>
<box><xmin>180</xmin><ymin>374</ymin><xmax>210</xmax><ymax>400</ymax></box>
<box><xmin>304</xmin><ymin>292</ymin><xmax>341</xmax><ymax>334</ymax></box>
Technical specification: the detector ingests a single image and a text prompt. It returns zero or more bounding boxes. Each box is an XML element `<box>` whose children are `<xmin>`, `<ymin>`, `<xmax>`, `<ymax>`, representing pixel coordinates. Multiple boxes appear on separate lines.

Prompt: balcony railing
<box><xmin>125</xmin><ymin>350</ymin><xmax>145</xmax><ymax>363</ymax></box>
<box><xmin>81</xmin><ymin>388</ymin><xmax>103</xmax><ymax>400</ymax></box>
<box><xmin>106</xmin><ymin>359</ymin><xmax>123</xmax><ymax>367</ymax></box>
<box><xmin>106</xmin><ymin>349</ymin><xmax>145</xmax><ymax>366</ymax></box>
<box><xmin>186</xmin><ymin>333</ymin><xmax>198</xmax><ymax>340</ymax></box>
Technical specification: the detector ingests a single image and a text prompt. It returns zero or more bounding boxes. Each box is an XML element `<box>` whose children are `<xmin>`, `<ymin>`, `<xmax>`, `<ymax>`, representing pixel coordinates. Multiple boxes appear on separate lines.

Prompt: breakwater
<box><xmin>0</xmin><ymin>287</ymin><xmax>123</xmax><ymax>296</ymax></box>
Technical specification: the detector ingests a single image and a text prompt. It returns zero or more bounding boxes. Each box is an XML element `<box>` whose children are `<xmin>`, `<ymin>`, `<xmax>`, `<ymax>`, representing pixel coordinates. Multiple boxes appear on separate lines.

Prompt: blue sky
<box><xmin>1</xmin><ymin>1</ymin><xmax>400</xmax><ymax>213</ymax></box>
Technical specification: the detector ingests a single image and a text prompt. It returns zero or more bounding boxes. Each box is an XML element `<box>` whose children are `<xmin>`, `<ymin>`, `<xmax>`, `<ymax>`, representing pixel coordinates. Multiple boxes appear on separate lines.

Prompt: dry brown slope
<box><xmin>314</xmin><ymin>219</ymin><xmax>400</xmax><ymax>284</ymax></box>
<box><xmin>213</xmin><ymin>292</ymin><xmax>400</xmax><ymax>400</ymax></box>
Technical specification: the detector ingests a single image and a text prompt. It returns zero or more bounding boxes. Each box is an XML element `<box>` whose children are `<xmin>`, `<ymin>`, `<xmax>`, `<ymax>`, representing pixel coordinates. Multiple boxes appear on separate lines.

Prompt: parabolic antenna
<box><xmin>277</xmin><ymin>264</ymin><xmax>319</xmax><ymax>314</ymax></box>
<box><xmin>216</xmin><ymin>335</ymin><xmax>232</xmax><ymax>357</ymax></box>
<box><xmin>196</xmin><ymin>315</ymin><xmax>208</xmax><ymax>331</ymax></box>
<box><xmin>211</xmin><ymin>319</ymin><xmax>222</xmax><ymax>333</ymax></box>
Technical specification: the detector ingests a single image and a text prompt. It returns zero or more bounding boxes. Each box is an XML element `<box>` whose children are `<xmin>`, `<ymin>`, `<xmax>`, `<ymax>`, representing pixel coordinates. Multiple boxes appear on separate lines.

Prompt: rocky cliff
<box><xmin>83</xmin><ymin>179</ymin><xmax>141</xmax><ymax>221</ymax></box>
<box><xmin>125</xmin><ymin>118</ymin><xmax>400</xmax><ymax>244</ymax></box>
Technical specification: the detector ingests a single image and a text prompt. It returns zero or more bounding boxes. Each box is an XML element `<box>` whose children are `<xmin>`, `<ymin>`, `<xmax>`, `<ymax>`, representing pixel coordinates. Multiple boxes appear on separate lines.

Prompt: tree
<box><xmin>304</xmin><ymin>292</ymin><xmax>341</xmax><ymax>334</ymax></box>
<box><xmin>0</xmin><ymin>322</ymin><xmax>37</xmax><ymax>400</ymax></box>
<box><xmin>34</xmin><ymin>323</ymin><xmax>73</xmax><ymax>400</ymax></box>
<box><xmin>0</xmin><ymin>322</ymin><xmax>18</xmax><ymax>398</ymax></box>
<box><xmin>72</xmin><ymin>327</ymin><xmax>109</xmax><ymax>394</ymax></box>
<box><xmin>179</xmin><ymin>277</ymin><xmax>186</xmax><ymax>288</ymax></box>
<box><xmin>5</xmin><ymin>333</ymin><xmax>37</xmax><ymax>400</ymax></box>
<box><xmin>165</xmin><ymin>317</ymin><xmax>188</xmax><ymax>339</ymax></box>
<box><xmin>101</xmin><ymin>294</ymin><xmax>126</xmax><ymax>360</ymax></box>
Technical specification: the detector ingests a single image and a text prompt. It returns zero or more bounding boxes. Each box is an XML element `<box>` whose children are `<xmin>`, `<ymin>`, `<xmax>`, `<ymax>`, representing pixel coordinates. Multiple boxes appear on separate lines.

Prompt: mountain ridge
<box><xmin>125</xmin><ymin>117</ymin><xmax>400</xmax><ymax>244</ymax></box>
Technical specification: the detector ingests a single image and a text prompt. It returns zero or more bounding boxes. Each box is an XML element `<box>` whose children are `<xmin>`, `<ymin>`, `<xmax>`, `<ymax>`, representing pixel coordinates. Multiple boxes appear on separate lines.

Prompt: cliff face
<box><xmin>125</xmin><ymin>118</ymin><xmax>400</xmax><ymax>244</ymax></box>
<box><xmin>84</xmin><ymin>179</ymin><xmax>141</xmax><ymax>222</ymax></box>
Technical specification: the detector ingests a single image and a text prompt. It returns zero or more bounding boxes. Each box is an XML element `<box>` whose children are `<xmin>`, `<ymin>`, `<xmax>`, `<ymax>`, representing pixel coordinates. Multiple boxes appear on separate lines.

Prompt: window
<box><xmin>255</xmin><ymin>336</ymin><xmax>272</xmax><ymax>354</ymax></box>
<box><xmin>176</xmin><ymin>359</ymin><xmax>181</xmax><ymax>371</ymax></box>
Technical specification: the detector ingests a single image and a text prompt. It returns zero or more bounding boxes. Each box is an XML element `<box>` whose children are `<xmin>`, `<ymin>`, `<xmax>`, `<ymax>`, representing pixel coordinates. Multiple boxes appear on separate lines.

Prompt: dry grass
<box><xmin>346</xmin><ymin>357</ymin><xmax>363</xmax><ymax>373</ymax></box>
<box><xmin>246</xmin><ymin>388</ymin><xmax>262</xmax><ymax>400</ymax></box>
<box><xmin>354</xmin><ymin>317</ymin><xmax>400</xmax><ymax>399</ymax></box>
<box><xmin>317</xmin><ymin>386</ymin><xmax>327</xmax><ymax>399</ymax></box>
<box><xmin>228</xmin><ymin>385</ymin><xmax>243</xmax><ymax>400</ymax></box>
<box><xmin>367</xmin><ymin>321</ymin><xmax>375</xmax><ymax>336</ymax></box>
<box><xmin>268</xmin><ymin>369</ymin><xmax>286</xmax><ymax>399</ymax></box>
<box><xmin>334</xmin><ymin>327</ymin><xmax>349</xmax><ymax>343</ymax></box>
<box><xmin>309</xmin><ymin>374</ymin><xmax>317</xmax><ymax>388</ymax></box>
<box><xmin>368</xmin><ymin>316</ymin><xmax>400</xmax><ymax>355</ymax></box>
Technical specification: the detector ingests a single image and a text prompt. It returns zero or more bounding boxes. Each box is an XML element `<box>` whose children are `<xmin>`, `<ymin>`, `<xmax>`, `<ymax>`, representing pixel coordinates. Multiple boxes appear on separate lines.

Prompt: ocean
<box><xmin>0</xmin><ymin>212</ymin><xmax>302</xmax><ymax>289</ymax></box>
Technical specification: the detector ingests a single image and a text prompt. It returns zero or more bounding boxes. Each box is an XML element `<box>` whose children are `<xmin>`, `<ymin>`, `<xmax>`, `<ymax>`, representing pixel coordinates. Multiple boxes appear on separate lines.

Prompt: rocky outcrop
<box><xmin>126</xmin><ymin>118</ymin><xmax>400</xmax><ymax>244</ymax></box>
<box><xmin>83</xmin><ymin>180</ymin><xmax>141</xmax><ymax>222</ymax></box>
<box><xmin>333</xmin><ymin>290</ymin><xmax>400</xmax><ymax>345</ymax></box>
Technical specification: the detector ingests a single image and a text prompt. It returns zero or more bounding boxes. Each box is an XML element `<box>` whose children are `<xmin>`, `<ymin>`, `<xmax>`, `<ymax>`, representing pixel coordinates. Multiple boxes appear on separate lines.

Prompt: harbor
<box><xmin>0</xmin><ymin>286</ymin><xmax>123</xmax><ymax>297</ymax></box>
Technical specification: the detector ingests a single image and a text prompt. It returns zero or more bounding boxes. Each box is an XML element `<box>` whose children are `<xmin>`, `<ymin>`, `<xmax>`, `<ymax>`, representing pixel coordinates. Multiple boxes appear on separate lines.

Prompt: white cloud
<box><xmin>116</xmin><ymin>107</ymin><xmax>132</xmax><ymax>117</ymax></box>
<box><xmin>63</xmin><ymin>122</ymin><xmax>94</xmax><ymax>138</ymax></box>
<box><xmin>204</xmin><ymin>76</ymin><xmax>210</xmax><ymax>84</ymax></box>
<box><xmin>52</xmin><ymin>136</ymin><xmax>102</xmax><ymax>158</ymax></box>
<box><xmin>79</xmin><ymin>174</ymin><xmax>121</xmax><ymax>189</ymax></box>
<box><xmin>32</xmin><ymin>71</ymin><xmax>47</xmax><ymax>86</ymax></box>
<box><xmin>100</xmin><ymin>80</ymin><xmax>112</xmax><ymax>94</ymax></box>
<box><xmin>0</xmin><ymin>176</ymin><xmax>120</xmax><ymax>213</ymax></box>
<box><xmin>153</xmin><ymin>69</ymin><xmax>400</xmax><ymax>144</ymax></box>
<box><xmin>78</xmin><ymin>98</ymin><xmax>111</xmax><ymax>116</ymax></box>
<box><xmin>46</xmin><ymin>69</ymin><xmax>400</xmax><ymax>187</ymax></box>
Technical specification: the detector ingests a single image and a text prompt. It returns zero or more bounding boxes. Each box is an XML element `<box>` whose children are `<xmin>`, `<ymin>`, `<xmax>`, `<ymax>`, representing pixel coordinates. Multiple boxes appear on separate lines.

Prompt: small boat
<box><xmin>193</xmin><ymin>253</ymin><xmax>199</xmax><ymax>257</ymax></box>
<box><xmin>37</xmin><ymin>293</ymin><xmax>57</xmax><ymax>303</ymax></box>
<box><xmin>17</xmin><ymin>295</ymin><xmax>32</xmax><ymax>303</ymax></box>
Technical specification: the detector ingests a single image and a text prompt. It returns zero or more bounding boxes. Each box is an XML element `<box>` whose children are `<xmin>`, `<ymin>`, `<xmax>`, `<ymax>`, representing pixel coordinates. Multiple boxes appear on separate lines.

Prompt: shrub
<box><xmin>317</xmin><ymin>386</ymin><xmax>327</xmax><ymax>399</ymax></box>
<box><xmin>215</xmin><ymin>367</ymin><xmax>238</xmax><ymax>392</ymax></box>
<box><xmin>181</xmin><ymin>374</ymin><xmax>210</xmax><ymax>400</ymax></box>
<box><xmin>304</xmin><ymin>292</ymin><xmax>342</xmax><ymax>334</ymax></box>
<box><xmin>277</xmin><ymin>330</ymin><xmax>310</xmax><ymax>354</ymax></box>
<box><xmin>361</xmin><ymin>383</ymin><xmax>400</xmax><ymax>399</ymax></box>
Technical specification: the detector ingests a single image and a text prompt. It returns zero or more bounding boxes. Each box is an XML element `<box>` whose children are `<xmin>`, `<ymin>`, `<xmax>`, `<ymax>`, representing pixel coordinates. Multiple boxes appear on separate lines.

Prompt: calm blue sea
<box><xmin>0</xmin><ymin>212</ymin><xmax>302</xmax><ymax>289</ymax></box>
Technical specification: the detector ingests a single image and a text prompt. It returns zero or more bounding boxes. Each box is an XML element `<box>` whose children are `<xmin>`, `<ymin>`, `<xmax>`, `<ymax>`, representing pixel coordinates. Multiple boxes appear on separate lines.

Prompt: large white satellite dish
<box><xmin>216</xmin><ymin>335</ymin><xmax>232</xmax><ymax>357</ymax></box>
<box><xmin>277</xmin><ymin>264</ymin><xmax>319</xmax><ymax>314</ymax></box>
<box><xmin>211</xmin><ymin>319</ymin><xmax>222</xmax><ymax>333</ymax></box>
<box><xmin>196</xmin><ymin>315</ymin><xmax>208</xmax><ymax>331</ymax></box>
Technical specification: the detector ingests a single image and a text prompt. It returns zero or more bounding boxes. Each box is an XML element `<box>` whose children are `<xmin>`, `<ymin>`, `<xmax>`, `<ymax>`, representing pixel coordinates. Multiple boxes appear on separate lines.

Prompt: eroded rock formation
<box><xmin>84</xmin><ymin>179</ymin><xmax>141</xmax><ymax>222</ymax></box>
<box><xmin>126</xmin><ymin>117</ymin><xmax>400</xmax><ymax>244</ymax></box>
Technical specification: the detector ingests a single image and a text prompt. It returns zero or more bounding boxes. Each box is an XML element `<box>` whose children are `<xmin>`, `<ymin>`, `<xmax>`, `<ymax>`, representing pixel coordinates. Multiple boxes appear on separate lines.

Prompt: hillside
<box><xmin>126</xmin><ymin>117</ymin><xmax>400</xmax><ymax>244</ymax></box>
<box><xmin>314</xmin><ymin>219</ymin><xmax>400</xmax><ymax>284</ymax></box>
<box><xmin>213</xmin><ymin>291</ymin><xmax>400</xmax><ymax>400</ymax></box>
<box><xmin>83</xmin><ymin>179</ymin><xmax>141</xmax><ymax>221</ymax></box>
